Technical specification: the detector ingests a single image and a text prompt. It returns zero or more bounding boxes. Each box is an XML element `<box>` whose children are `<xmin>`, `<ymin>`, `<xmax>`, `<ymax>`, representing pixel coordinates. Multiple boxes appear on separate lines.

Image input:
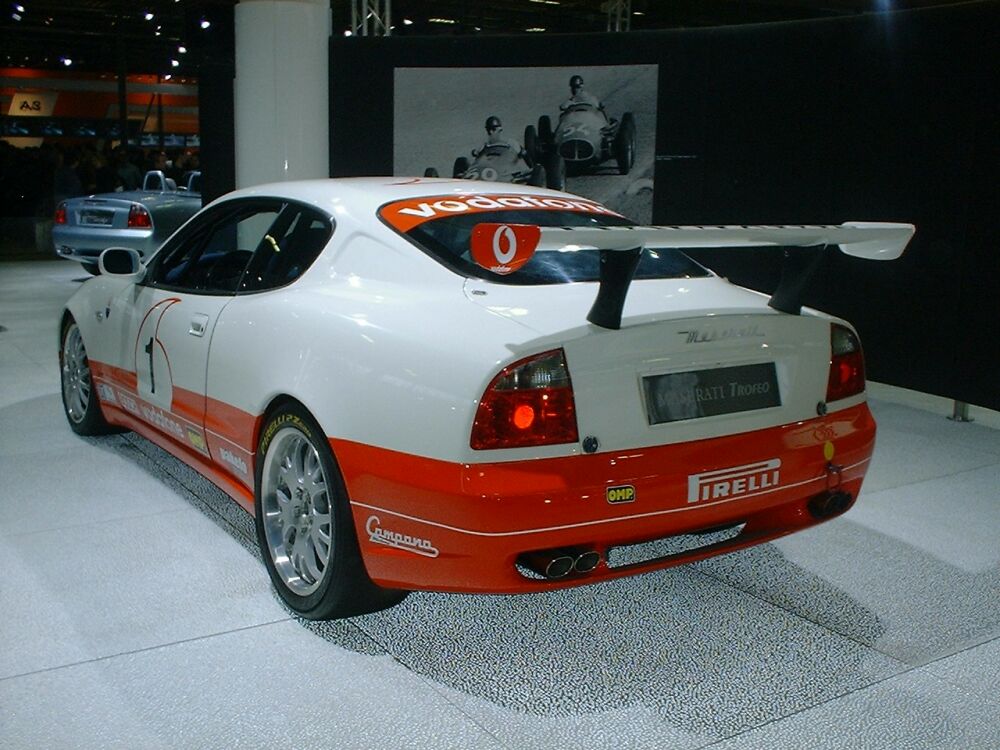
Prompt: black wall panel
<box><xmin>329</xmin><ymin>2</ymin><xmax>999</xmax><ymax>409</ymax></box>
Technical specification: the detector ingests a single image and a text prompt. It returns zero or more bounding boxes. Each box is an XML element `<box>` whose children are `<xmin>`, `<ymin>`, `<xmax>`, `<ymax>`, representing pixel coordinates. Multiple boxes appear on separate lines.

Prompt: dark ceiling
<box><xmin>0</xmin><ymin>0</ymin><xmax>964</xmax><ymax>75</ymax></box>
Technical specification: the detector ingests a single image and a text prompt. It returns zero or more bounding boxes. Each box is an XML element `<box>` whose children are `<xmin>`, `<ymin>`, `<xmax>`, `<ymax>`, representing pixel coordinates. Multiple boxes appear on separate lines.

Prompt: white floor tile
<box><xmin>0</xmin><ymin>620</ymin><xmax>504</xmax><ymax>750</ymax></box>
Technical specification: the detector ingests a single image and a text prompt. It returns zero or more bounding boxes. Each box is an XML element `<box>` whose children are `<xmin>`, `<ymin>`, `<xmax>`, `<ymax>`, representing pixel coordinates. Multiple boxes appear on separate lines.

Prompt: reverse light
<box><xmin>826</xmin><ymin>324</ymin><xmax>866</xmax><ymax>402</ymax></box>
<box><xmin>127</xmin><ymin>203</ymin><xmax>152</xmax><ymax>228</ymax></box>
<box><xmin>471</xmin><ymin>349</ymin><xmax>579</xmax><ymax>450</ymax></box>
<box><xmin>54</xmin><ymin>202</ymin><xmax>67</xmax><ymax>224</ymax></box>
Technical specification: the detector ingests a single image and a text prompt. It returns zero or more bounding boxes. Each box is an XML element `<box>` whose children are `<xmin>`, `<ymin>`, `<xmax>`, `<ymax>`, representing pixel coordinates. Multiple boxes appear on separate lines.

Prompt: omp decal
<box><xmin>606</xmin><ymin>485</ymin><xmax>636</xmax><ymax>504</ymax></box>
<box><xmin>218</xmin><ymin>447</ymin><xmax>248</xmax><ymax>477</ymax></box>
<box><xmin>687</xmin><ymin>459</ymin><xmax>781</xmax><ymax>504</ymax></box>
<box><xmin>96</xmin><ymin>383</ymin><xmax>117</xmax><ymax>404</ymax></box>
<box><xmin>379</xmin><ymin>194</ymin><xmax>622</xmax><ymax>232</ymax></box>
<box><xmin>366</xmin><ymin>515</ymin><xmax>439</xmax><ymax>558</ymax></box>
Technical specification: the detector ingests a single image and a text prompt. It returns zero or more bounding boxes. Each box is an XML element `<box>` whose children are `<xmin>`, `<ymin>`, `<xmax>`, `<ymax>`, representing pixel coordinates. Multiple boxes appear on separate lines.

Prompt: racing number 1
<box><xmin>144</xmin><ymin>336</ymin><xmax>156</xmax><ymax>394</ymax></box>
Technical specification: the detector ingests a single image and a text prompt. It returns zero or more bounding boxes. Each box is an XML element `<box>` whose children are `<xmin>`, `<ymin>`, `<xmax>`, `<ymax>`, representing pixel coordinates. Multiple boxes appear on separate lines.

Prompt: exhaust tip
<box><xmin>808</xmin><ymin>490</ymin><xmax>853</xmax><ymax>519</ymax></box>
<box><xmin>574</xmin><ymin>550</ymin><xmax>601</xmax><ymax>573</ymax></box>
<box><xmin>544</xmin><ymin>555</ymin><xmax>575</xmax><ymax>579</ymax></box>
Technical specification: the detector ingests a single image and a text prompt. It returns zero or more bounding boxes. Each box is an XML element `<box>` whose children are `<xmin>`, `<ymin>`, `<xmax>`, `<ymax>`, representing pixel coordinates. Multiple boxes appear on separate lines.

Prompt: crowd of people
<box><xmin>0</xmin><ymin>140</ymin><xmax>201</xmax><ymax>220</ymax></box>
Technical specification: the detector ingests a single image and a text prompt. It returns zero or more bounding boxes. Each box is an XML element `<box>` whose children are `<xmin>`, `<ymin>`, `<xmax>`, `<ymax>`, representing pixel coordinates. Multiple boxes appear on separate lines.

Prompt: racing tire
<box><xmin>423</xmin><ymin>167</ymin><xmax>439</xmax><ymax>178</ymax></box>
<box><xmin>453</xmin><ymin>157</ymin><xmax>470</xmax><ymax>179</ymax></box>
<box><xmin>528</xmin><ymin>164</ymin><xmax>547</xmax><ymax>188</ymax></box>
<box><xmin>545</xmin><ymin>153</ymin><xmax>567</xmax><ymax>191</ymax></box>
<box><xmin>254</xmin><ymin>403</ymin><xmax>408</xmax><ymax>620</ymax></box>
<box><xmin>82</xmin><ymin>262</ymin><xmax>100</xmax><ymax>276</ymax></box>
<box><xmin>538</xmin><ymin>115</ymin><xmax>553</xmax><ymax>150</ymax></box>
<box><xmin>59</xmin><ymin>318</ymin><xmax>119</xmax><ymax>436</ymax></box>
<box><xmin>614</xmin><ymin>112</ymin><xmax>637</xmax><ymax>176</ymax></box>
<box><xmin>523</xmin><ymin>126</ymin><xmax>538</xmax><ymax>167</ymax></box>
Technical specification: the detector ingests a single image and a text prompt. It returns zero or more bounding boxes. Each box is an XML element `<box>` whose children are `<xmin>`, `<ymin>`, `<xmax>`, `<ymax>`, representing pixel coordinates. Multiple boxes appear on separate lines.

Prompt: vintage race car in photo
<box><xmin>425</xmin><ymin>128</ymin><xmax>566</xmax><ymax>191</ymax></box>
<box><xmin>53</xmin><ymin>170</ymin><xmax>202</xmax><ymax>275</ymax></box>
<box><xmin>58</xmin><ymin>177</ymin><xmax>913</xmax><ymax>620</ymax></box>
<box><xmin>535</xmin><ymin>104</ymin><xmax>636</xmax><ymax>175</ymax></box>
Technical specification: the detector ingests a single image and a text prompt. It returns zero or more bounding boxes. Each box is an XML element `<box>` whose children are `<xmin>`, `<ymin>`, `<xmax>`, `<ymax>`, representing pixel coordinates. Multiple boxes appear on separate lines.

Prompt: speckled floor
<box><xmin>2</xmin><ymin>259</ymin><xmax>998</xmax><ymax>750</ymax></box>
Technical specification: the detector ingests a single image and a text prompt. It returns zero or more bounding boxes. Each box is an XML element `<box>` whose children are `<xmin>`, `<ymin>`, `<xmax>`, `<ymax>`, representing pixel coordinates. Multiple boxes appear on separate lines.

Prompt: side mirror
<box><xmin>98</xmin><ymin>247</ymin><xmax>146</xmax><ymax>282</ymax></box>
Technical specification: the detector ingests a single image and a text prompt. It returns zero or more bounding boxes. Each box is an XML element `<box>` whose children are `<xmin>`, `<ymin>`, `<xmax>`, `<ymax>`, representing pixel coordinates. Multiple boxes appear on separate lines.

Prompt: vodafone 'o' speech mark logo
<box><xmin>492</xmin><ymin>225</ymin><xmax>518</xmax><ymax>265</ymax></box>
<box><xmin>470</xmin><ymin>222</ymin><xmax>541</xmax><ymax>275</ymax></box>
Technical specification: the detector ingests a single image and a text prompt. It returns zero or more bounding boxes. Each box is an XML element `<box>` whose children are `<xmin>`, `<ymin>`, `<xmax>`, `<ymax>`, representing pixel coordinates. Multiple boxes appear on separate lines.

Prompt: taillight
<box><xmin>127</xmin><ymin>203</ymin><xmax>152</xmax><ymax>228</ymax></box>
<box><xmin>826</xmin><ymin>324</ymin><xmax>866</xmax><ymax>402</ymax></box>
<box><xmin>54</xmin><ymin>202</ymin><xmax>67</xmax><ymax>224</ymax></box>
<box><xmin>471</xmin><ymin>348</ymin><xmax>579</xmax><ymax>450</ymax></box>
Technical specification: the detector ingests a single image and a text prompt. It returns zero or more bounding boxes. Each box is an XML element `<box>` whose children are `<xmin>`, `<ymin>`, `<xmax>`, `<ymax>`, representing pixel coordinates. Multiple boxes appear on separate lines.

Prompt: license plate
<box><xmin>80</xmin><ymin>210</ymin><xmax>113</xmax><ymax>226</ymax></box>
<box><xmin>642</xmin><ymin>362</ymin><xmax>780</xmax><ymax>424</ymax></box>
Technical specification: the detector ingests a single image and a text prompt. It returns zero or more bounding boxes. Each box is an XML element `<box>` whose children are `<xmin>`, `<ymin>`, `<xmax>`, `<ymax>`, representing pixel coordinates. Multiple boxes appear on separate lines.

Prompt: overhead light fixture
<box><xmin>170</xmin><ymin>59</ymin><xmax>179</xmax><ymax>67</ymax></box>
<box><xmin>11</xmin><ymin>12</ymin><xmax>21</xmax><ymax>21</ymax></box>
<box><xmin>144</xmin><ymin>12</ymin><xmax>154</xmax><ymax>21</ymax></box>
<box><xmin>428</xmin><ymin>18</ymin><xmax>457</xmax><ymax>24</ymax></box>
<box><xmin>199</xmin><ymin>17</ymin><xmax>211</xmax><ymax>29</ymax></box>
<box><xmin>403</xmin><ymin>18</ymin><xmax>413</xmax><ymax>25</ymax></box>
<box><xmin>164</xmin><ymin>73</ymin><xmax>172</xmax><ymax>80</ymax></box>
<box><xmin>526</xmin><ymin>27</ymin><xmax>546</xmax><ymax>32</ymax></box>
<box><xmin>530</xmin><ymin>0</ymin><xmax>560</xmax><ymax>4</ymax></box>
<box><xmin>61</xmin><ymin>57</ymin><xmax>72</xmax><ymax>66</ymax></box>
<box><xmin>343</xmin><ymin>29</ymin><xmax>353</xmax><ymax>36</ymax></box>
<box><xmin>15</xmin><ymin>3</ymin><xmax>25</xmax><ymax>11</ymax></box>
<box><xmin>178</xmin><ymin>45</ymin><xmax>187</xmax><ymax>53</ymax></box>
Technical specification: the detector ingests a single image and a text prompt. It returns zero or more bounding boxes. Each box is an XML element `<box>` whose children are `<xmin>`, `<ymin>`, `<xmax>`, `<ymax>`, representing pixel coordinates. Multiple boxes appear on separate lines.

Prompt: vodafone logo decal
<box><xmin>470</xmin><ymin>223</ymin><xmax>540</xmax><ymax>274</ymax></box>
<box><xmin>492</xmin><ymin>225</ymin><xmax>518</xmax><ymax>264</ymax></box>
<box><xmin>379</xmin><ymin>193</ymin><xmax>621</xmax><ymax>232</ymax></box>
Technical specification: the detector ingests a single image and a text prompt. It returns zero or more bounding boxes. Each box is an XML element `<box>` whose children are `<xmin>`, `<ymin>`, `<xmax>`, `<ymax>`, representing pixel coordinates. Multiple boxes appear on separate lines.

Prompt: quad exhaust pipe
<box><xmin>519</xmin><ymin>547</ymin><xmax>603</xmax><ymax>579</ymax></box>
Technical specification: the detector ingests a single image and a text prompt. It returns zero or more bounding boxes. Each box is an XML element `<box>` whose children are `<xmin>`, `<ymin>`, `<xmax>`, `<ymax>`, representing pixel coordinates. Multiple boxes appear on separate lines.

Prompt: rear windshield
<box><xmin>395</xmin><ymin>209</ymin><xmax>710</xmax><ymax>285</ymax></box>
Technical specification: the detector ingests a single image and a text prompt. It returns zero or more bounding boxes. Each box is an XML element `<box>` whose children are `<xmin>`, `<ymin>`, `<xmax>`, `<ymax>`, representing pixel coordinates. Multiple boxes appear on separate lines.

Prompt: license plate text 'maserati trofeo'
<box><xmin>642</xmin><ymin>362</ymin><xmax>781</xmax><ymax>424</ymax></box>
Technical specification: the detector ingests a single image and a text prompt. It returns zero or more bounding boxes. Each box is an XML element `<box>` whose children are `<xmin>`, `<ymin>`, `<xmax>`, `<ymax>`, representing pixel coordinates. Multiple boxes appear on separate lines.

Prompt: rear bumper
<box><xmin>337</xmin><ymin>402</ymin><xmax>876</xmax><ymax>594</ymax></box>
<box><xmin>53</xmin><ymin>227</ymin><xmax>155</xmax><ymax>262</ymax></box>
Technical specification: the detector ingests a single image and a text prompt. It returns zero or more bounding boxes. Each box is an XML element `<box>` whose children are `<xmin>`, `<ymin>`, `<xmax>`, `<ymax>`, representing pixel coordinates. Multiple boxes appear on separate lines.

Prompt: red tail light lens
<box><xmin>826</xmin><ymin>324</ymin><xmax>866</xmax><ymax>402</ymax></box>
<box><xmin>127</xmin><ymin>203</ymin><xmax>152</xmax><ymax>228</ymax></box>
<box><xmin>54</xmin><ymin>203</ymin><xmax>67</xmax><ymax>224</ymax></box>
<box><xmin>471</xmin><ymin>349</ymin><xmax>579</xmax><ymax>450</ymax></box>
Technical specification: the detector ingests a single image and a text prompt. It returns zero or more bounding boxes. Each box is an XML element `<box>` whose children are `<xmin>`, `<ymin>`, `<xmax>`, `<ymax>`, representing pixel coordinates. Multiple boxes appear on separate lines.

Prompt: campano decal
<box><xmin>379</xmin><ymin>193</ymin><xmax>622</xmax><ymax>232</ymax></box>
<box><xmin>470</xmin><ymin>223</ymin><xmax>540</xmax><ymax>275</ymax></box>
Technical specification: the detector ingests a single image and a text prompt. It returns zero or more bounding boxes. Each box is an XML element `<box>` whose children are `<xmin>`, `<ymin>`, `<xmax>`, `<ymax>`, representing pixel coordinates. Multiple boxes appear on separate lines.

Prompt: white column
<box><xmin>234</xmin><ymin>0</ymin><xmax>331</xmax><ymax>188</ymax></box>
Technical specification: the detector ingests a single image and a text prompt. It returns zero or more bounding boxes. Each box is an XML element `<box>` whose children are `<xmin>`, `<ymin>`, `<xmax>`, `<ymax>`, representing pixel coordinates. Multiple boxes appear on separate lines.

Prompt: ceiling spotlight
<box><xmin>170</xmin><ymin>59</ymin><xmax>179</xmax><ymax>67</ymax></box>
<box><xmin>164</xmin><ymin>73</ymin><xmax>172</xmax><ymax>80</ymax></box>
<box><xmin>61</xmin><ymin>57</ymin><xmax>73</xmax><ymax>67</ymax></box>
<box><xmin>428</xmin><ymin>18</ymin><xmax>457</xmax><ymax>24</ymax></box>
<box><xmin>178</xmin><ymin>45</ymin><xmax>187</xmax><ymax>53</ymax></box>
<box><xmin>343</xmin><ymin>29</ymin><xmax>353</xmax><ymax>36</ymax></box>
<box><xmin>12</xmin><ymin>12</ymin><xmax>21</xmax><ymax>20</ymax></box>
<box><xmin>15</xmin><ymin>3</ymin><xmax>25</xmax><ymax>11</ymax></box>
<box><xmin>144</xmin><ymin>12</ymin><xmax>154</xmax><ymax>21</ymax></box>
<box><xmin>403</xmin><ymin>18</ymin><xmax>413</xmax><ymax>25</ymax></box>
<box><xmin>526</xmin><ymin>27</ymin><xmax>546</xmax><ymax>32</ymax></box>
<box><xmin>199</xmin><ymin>17</ymin><xmax>211</xmax><ymax>29</ymax></box>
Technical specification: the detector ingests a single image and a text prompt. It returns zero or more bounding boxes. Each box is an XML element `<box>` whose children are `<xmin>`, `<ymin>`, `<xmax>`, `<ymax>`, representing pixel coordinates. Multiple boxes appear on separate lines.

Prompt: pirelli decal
<box><xmin>687</xmin><ymin>459</ymin><xmax>781</xmax><ymax>504</ymax></box>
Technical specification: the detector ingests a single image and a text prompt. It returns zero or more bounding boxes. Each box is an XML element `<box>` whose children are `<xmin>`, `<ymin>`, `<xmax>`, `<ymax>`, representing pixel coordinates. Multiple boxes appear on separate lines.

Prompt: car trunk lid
<box><xmin>464</xmin><ymin>277</ymin><xmax>832</xmax><ymax>450</ymax></box>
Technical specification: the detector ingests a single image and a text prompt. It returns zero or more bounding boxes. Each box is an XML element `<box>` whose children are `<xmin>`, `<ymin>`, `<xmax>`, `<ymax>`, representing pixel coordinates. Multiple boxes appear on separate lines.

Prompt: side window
<box><xmin>147</xmin><ymin>202</ymin><xmax>282</xmax><ymax>294</ymax></box>
<box><xmin>239</xmin><ymin>204</ymin><xmax>332</xmax><ymax>293</ymax></box>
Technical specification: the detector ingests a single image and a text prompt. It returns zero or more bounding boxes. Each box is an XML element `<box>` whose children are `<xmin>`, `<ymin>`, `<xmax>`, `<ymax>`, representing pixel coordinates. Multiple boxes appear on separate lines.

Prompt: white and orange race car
<box><xmin>59</xmin><ymin>177</ymin><xmax>913</xmax><ymax>619</ymax></box>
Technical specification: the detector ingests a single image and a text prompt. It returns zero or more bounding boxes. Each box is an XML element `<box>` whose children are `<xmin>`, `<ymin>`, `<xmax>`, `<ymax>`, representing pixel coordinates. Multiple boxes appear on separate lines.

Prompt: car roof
<box><xmin>214</xmin><ymin>177</ymin><xmax>571</xmax><ymax>217</ymax></box>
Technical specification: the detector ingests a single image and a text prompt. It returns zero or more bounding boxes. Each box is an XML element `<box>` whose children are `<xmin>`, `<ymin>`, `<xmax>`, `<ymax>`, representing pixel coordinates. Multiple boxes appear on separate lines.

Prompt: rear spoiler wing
<box><xmin>471</xmin><ymin>222</ymin><xmax>914</xmax><ymax>329</ymax></box>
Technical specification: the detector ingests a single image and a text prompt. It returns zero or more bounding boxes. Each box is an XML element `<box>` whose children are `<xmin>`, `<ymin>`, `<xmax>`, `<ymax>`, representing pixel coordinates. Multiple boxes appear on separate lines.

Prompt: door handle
<box><xmin>189</xmin><ymin>313</ymin><xmax>209</xmax><ymax>337</ymax></box>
